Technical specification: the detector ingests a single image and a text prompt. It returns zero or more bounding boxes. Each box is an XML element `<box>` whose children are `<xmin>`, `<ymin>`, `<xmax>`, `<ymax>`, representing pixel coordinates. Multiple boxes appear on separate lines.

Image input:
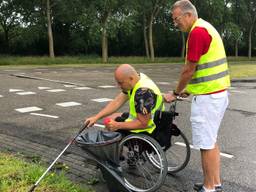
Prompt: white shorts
<box><xmin>190</xmin><ymin>90</ymin><xmax>229</xmax><ymax>150</ymax></box>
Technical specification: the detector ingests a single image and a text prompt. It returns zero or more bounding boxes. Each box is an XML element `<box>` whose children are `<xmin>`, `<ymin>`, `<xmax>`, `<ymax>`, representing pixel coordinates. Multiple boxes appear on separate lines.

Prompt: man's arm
<box><xmin>106</xmin><ymin>88</ymin><xmax>155</xmax><ymax>131</ymax></box>
<box><xmin>163</xmin><ymin>61</ymin><xmax>196</xmax><ymax>103</ymax></box>
<box><xmin>85</xmin><ymin>92</ymin><xmax>128</xmax><ymax>126</ymax></box>
<box><xmin>106</xmin><ymin>113</ymin><xmax>151</xmax><ymax>131</ymax></box>
<box><xmin>175</xmin><ymin>61</ymin><xmax>197</xmax><ymax>94</ymax></box>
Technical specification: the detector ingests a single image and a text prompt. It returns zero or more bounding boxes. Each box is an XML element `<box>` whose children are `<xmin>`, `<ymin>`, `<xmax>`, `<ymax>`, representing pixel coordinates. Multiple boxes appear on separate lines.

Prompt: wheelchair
<box><xmin>76</xmin><ymin>100</ymin><xmax>190</xmax><ymax>192</ymax></box>
<box><xmin>117</xmin><ymin>100</ymin><xmax>191</xmax><ymax>192</ymax></box>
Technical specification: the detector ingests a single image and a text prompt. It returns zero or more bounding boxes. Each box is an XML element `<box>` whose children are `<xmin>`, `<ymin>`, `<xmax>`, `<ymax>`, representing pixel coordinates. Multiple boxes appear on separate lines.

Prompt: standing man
<box><xmin>164</xmin><ymin>1</ymin><xmax>230</xmax><ymax>192</ymax></box>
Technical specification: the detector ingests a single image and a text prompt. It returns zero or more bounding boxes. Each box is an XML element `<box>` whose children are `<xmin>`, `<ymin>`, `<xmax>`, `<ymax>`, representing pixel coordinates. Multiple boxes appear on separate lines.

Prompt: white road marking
<box><xmin>0</xmin><ymin>95</ymin><xmax>3</xmax><ymax>97</ymax></box>
<box><xmin>16</xmin><ymin>92</ymin><xmax>36</xmax><ymax>95</ymax></box>
<box><xmin>47</xmin><ymin>89</ymin><xmax>66</xmax><ymax>92</ymax></box>
<box><xmin>34</xmin><ymin>68</ymin><xmax>48</xmax><ymax>71</ymax></box>
<box><xmin>157</xmin><ymin>82</ymin><xmax>171</xmax><ymax>85</ymax></box>
<box><xmin>75</xmin><ymin>87</ymin><xmax>92</xmax><ymax>90</ymax></box>
<box><xmin>15</xmin><ymin>106</ymin><xmax>43</xmax><ymax>113</ymax></box>
<box><xmin>98</xmin><ymin>85</ymin><xmax>116</xmax><ymax>88</ymax></box>
<box><xmin>56</xmin><ymin>102</ymin><xmax>82</xmax><ymax>107</ymax></box>
<box><xmin>30</xmin><ymin>113</ymin><xmax>59</xmax><ymax>119</ymax></box>
<box><xmin>38</xmin><ymin>87</ymin><xmax>51</xmax><ymax>90</ymax></box>
<box><xmin>175</xmin><ymin>142</ymin><xmax>234</xmax><ymax>159</ymax></box>
<box><xmin>4</xmin><ymin>69</ymin><xmax>19</xmax><ymax>72</ymax></box>
<box><xmin>64</xmin><ymin>84</ymin><xmax>77</xmax><ymax>88</ymax></box>
<box><xmin>9</xmin><ymin>89</ymin><xmax>24</xmax><ymax>92</ymax></box>
<box><xmin>91</xmin><ymin>98</ymin><xmax>113</xmax><ymax>103</ymax></box>
<box><xmin>219</xmin><ymin>152</ymin><xmax>234</xmax><ymax>159</ymax></box>
<box><xmin>230</xmin><ymin>90</ymin><xmax>247</xmax><ymax>94</ymax></box>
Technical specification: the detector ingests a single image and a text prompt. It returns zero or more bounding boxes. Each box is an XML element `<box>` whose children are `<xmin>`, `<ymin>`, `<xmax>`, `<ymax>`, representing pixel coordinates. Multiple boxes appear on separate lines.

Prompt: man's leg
<box><xmin>201</xmin><ymin>143</ymin><xmax>221</xmax><ymax>190</ymax></box>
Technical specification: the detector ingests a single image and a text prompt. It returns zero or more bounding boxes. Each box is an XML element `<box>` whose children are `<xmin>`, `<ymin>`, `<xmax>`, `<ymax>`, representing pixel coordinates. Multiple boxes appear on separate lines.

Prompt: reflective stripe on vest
<box><xmin>126</xmin><ymin>73</ymin><xmax>164</xmax><ymax>134</ymax></box>
<box><xmin>185</xmin><ymin>19</ymin><xmax>230</xmax><ymax>95</ymax></box>
<box><xmin>190</xmin><ymin>70</ymin><xmax>229</xmax><ymax>84</ymax></box>
<box><xmin>196</xmin><ymin>57</ymin><xmax>227</xmax><ymax>71</ymax></box>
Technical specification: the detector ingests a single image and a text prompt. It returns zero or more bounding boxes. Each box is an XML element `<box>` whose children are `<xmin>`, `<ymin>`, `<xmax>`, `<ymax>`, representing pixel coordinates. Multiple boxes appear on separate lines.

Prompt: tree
<box><xmin>137</xmin><ymin>0</ymin><xmax>168</xmax><ymax>61</ymax></box>
<box><xmin>84</xmin><ymin>0</ymin><xmax>133</xmax><ymax>63</ymax></box>
<box><xmin>244</xmin><ymin>0</ymin><xmax>256</xmax><ymax>59</ymax></box>
<box><xmin>0</xmin><ymin>0</ymin><xmax>22</xmax><ymax>53</ymax></box>
<box><xmin>223</xmin><ymin>22</ymin><xmax>242</xmax><ymax>57</ymax></box>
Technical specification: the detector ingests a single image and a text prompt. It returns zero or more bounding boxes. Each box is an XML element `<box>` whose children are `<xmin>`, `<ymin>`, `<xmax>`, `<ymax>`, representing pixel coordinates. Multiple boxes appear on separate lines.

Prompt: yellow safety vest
<box><xmin>185</xmin><ymin>18</ymin><xmax>230</xmax><ymax>95</ymax></box>
<box><xmin>126</xmin><ymin>73</ymin><xmax>164</xmax><ymax>134</ymax></box>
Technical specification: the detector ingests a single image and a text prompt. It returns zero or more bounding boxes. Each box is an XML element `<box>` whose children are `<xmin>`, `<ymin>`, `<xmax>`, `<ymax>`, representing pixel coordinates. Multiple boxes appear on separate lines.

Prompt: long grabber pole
<box><xmin>28</xmin><ymin>121</ymin><xmax>89</xmax><ymax>192</ymax></box>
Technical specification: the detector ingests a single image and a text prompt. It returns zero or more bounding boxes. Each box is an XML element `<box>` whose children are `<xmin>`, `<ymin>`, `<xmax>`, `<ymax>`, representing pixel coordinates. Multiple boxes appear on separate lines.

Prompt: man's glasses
<box><xmin>173</xmin><ymin>12</ymin><xmax>187</xmax><ymax>26</ymax></box>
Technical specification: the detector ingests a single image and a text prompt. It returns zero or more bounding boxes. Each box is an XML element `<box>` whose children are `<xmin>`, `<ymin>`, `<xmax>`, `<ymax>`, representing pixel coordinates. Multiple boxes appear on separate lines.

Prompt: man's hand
<box><xmin>105</xmin><ymin>119</ymin><xmax>119</xmax><ymax>132</ymax></box>
<box><xmin>179</xmin><ymin>91</ymin><xmax>190</xmax><ymax>98</ymax></box>
<box><xmin>163</xmin><ymin>93</ymin><xmax>176</xmax><ymax>103</ymax></box>
<box><xmin>84</xmin><ymin>116</ymin><xmax>98</xmax><ymax>127</ymax></box>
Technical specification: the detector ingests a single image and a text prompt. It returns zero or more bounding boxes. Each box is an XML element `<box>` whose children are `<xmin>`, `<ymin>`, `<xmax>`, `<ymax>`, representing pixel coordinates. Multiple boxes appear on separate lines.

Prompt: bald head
<box><xmin>115</xmin><ymin>64</ymin><xmax>140</xmax><ymax>91</ymax></box>
<box><xmin>115</xmin><ymin>64</ymin><xmax>137</xmax><ymax>79</ymax></box>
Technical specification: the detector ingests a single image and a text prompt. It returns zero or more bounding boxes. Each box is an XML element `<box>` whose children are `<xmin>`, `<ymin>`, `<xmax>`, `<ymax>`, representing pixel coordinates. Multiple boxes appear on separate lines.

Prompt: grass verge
<box><xmin>0</xmin><ymin>152</ymin><xmax>92</xmax><ymax>192</ymax></box>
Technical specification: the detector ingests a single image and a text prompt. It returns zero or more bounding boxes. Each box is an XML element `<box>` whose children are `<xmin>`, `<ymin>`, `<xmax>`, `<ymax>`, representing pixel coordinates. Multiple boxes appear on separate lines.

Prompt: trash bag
<box><xmin>76</xmin><ymin>130</ymin><xmax>122</xmax><ymax>166</ymax></box>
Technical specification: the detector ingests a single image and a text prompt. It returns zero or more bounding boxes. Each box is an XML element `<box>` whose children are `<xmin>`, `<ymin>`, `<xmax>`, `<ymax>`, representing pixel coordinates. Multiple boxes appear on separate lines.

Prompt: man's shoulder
<box><xmin>191</xmin><ymin>26</ymin><xmax>209</xmax><ymax>36</ymax></box>
<box><xmin>135</xmin><ymin>87</ymin><xmax>155</xmax><ymax>97</ymax></box>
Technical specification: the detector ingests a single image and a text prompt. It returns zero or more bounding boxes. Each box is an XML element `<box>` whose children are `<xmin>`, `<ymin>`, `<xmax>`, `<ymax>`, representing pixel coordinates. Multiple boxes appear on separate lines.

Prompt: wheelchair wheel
<box><xmin>166</xmin><ymin>130</ymin><xmax>190</xmax><ymax>173</ymax></box>
<box><xmin>119</xmin><ymin>134</ymin><xmax>167</xmax><ymax>192</ymax></box>
<box><xmin>147</xmin><ymin>129</ymin><xmax>191</xmax><ymax>174</ymax></box>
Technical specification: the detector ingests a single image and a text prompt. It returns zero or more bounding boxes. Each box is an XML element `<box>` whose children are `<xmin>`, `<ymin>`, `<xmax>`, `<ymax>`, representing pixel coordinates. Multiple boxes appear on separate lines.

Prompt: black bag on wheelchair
<box><xmin>153</xmin><ymin>110</ymin><xmax>180</xmax><ymax>151</ymax></box>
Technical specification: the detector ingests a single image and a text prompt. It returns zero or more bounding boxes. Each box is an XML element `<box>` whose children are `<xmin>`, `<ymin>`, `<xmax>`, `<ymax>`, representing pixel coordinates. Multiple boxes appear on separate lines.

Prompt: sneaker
<box><xmin>194</xmin><ymin>183</ymin><xmax>223</xmax><ymax>192</ymax></box>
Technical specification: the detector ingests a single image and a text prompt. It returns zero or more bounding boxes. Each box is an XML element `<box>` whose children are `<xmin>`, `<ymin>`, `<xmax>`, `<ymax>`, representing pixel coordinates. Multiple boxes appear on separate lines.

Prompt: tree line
<box><xmin>0</xmin><ymin>0</ymin><xmax>256</xmax><ymax>62</ymax></box>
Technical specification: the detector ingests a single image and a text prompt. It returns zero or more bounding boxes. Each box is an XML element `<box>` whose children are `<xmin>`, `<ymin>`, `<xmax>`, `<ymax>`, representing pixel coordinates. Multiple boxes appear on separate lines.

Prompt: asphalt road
<box><xmin>0</xmin><ymin>64</ymin><xmax>255</xmax><ymax>192</ymax></box>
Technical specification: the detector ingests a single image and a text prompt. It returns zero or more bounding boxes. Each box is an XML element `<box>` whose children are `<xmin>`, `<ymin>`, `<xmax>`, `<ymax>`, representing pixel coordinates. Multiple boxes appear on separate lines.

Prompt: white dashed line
<box><xmin>219</xmin><ymin>152</ymin><xmax>234</xmax><ymax>158</ymax></box>
<box><xmin>9</xmin><ymin>89</ymin><xmax>24</xmax><ymax>92</ymax></box>
<box><xmin>15</xmin><ymin>106</ymin><xmax>43</xmax><ymax>113</ymax></box>
<box><xmin>47</xmin><ymin>89</ymin><xmax>66</xmax><ymax>93</ymax></box>
<box><xmin>56</xmin><ymin>102</ymin><xmax>82</xmax><ymax>107</ymax></box>
<box><xmin>91</xmin><ymin>98</ymin><xmax>113</xmax><ymax>103</ymax></box>
<box><xmin>34</xmin><ymin>68</ymin><xmax>48</xmax><ymax>71</ymax></box>
<box><xmin>175</xmin><ymin>142</ymin><xmax>234</xmax><ymax>159</ymax></box>
<box><xmin>38</xmin><ymin>87</ymin><xmax>51</xmax><ymax>90</ymax></box>
<box><xmin>98</xmin><ymin>85</ymin><xmax>116</xmax><ymax>88</ymax></box>
<box><xmin>30</xmin><ymin>113</ymin><xmax>59</xmax><ymax>119</ymax></box>
<box><xmin>4</xmin><ymin>70</ymin><xmax>19</xmax><ymax>72</ymax></box>
<box><xmin>157</xmin><ymin>82</ymin><xmax>171</xmax><ymax>85</ymax></box>
<box><xmin>0</xmin><ymin>95</ymin><xmax>3</xmax><ymax>98</ymax></box>
<box><xmin>75</xmin><ymin>87</ymin><xmax>92</xmax><ymax>90</ymax></box>
<box><xmin>230</xmin><ymin>90</ymin><xmax>247</xmax><ymax>94</ymax></box>
<box><xmin>64</xmin><ymin>85</ymin><xmax>77</xmax><ymax>88</ymax></box>
<box><xmin>16</xmin><ymin>92</ymin><xmax>36</xmax><ymax>95</ymax></box>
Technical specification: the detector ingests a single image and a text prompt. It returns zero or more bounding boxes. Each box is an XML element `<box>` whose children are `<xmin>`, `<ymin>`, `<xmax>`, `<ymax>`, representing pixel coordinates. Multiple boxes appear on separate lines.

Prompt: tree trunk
<box><xmin>181</xmin><ymin>32</ymin><xmax>185</xmax><ymax>58</ymax></box>
<box><xmin>148</xmin><ymin>14</ymin><xmax>155</xmax><ymax>62</ymax></box>
<box><xmin>235</xmin><ymin>39</ymin><xmax>239</xmax><ymax>57</ymax></box>
<box><xmin>3</xmin><ymin>28</ymin><xmax>9</xmax><ymax>53</ymax></box>
<box><xmin>46</xmin><ymin>0</ymin><xmax>55</xmax><ymax>58</ymax></box>
<box><xmin>248</xmin><ymin>14</ymin><xmax>256</xmax><ymax>59</ymax></box>
<box><xmin>143</xmin><ymin>15</ymin><xmax>149</xmax><ymax>59</ymax></box>
<box><xmin>102</xmin><ymin>25</ymin><xmax>108</xmax><ymax>63</ymax></box>
<box><xmin>101</xmin><ymin>12</ymin><xmax>109</xmax><ymax>63</ymax></box>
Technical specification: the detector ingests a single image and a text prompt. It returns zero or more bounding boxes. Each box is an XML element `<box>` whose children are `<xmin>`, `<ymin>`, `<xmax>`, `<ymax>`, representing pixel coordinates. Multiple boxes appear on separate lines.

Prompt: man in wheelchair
<box><xmin>84</xmin><ymin>64</ymin><xmax>177</xmax><ymax>150</ymax></box>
